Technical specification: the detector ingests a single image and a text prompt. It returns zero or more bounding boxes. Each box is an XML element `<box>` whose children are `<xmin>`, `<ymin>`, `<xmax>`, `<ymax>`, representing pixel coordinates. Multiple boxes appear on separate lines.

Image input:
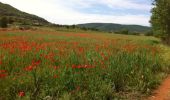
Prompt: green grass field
<box><xmin>0</xmin><ymin>30</ymin><xmax>170</xmax><ymax>100</ymax></box>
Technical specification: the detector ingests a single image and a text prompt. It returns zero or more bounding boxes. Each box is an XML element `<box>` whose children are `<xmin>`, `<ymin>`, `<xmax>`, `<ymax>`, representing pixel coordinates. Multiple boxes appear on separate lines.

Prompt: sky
<box><xmin>0</xmin><ymin>0</ymin><xmax>152</xmax><ymax>26</ymax></box>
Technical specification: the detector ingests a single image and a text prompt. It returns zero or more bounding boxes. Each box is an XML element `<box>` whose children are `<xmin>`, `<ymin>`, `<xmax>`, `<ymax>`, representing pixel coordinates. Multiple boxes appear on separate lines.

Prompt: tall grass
<box><xmin>0</xmin><ymin>31</ymin><xmax>167</xmax><ymax>99</ymax></box>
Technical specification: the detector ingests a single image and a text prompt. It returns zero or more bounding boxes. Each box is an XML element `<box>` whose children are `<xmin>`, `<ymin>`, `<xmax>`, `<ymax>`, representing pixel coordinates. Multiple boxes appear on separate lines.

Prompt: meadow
<box><xmin>0</xmin><ymin>30</ymin><xmax>170</xmax><ymax>100</ymax></box>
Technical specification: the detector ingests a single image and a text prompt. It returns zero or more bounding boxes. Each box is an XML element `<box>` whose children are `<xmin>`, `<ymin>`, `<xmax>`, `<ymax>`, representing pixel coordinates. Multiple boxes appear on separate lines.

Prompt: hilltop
<box><xmin>0</xmin><ymin>2</ymin><xmax>49</xmax><ymax>26</ymax></box>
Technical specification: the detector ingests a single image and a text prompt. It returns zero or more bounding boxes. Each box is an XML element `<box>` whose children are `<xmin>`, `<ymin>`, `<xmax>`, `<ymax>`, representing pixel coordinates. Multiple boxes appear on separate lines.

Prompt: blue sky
<box><xmin>0</xmin><ymin>0</ymin><xmax>152</xmax><ymax>26</ymax></box>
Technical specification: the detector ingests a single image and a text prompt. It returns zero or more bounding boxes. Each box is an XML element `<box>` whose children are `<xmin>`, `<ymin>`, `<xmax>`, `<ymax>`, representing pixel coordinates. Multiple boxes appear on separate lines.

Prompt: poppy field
<box><xmin>0</xmin><ymin>30</ymin><xmax>169</xmax><ymax>100</ymax></box>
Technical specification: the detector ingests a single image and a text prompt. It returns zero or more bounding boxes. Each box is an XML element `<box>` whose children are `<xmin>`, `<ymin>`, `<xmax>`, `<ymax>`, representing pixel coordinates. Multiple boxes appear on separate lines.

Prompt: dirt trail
<box><xmin>149</xmin><ymin>75</ymin><xmax>170</xmax><ymax>100</ymax></box>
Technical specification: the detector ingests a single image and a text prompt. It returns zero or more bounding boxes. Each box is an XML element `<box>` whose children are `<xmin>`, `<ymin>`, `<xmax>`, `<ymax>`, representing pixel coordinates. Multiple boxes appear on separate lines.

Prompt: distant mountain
<box><xmin>78</xmin><ymin>23</ymin><xmax>151</xmax><ymax>33</ymax></box>
<box><xmin>0</xmin><ymin>2</ymin><xmax>49</xmax><ymax>25</ymax></box>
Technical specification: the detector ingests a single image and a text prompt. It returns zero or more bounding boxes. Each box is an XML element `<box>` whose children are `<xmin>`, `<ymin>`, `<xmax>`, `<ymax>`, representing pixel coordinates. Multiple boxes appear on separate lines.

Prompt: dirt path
<box><xmin>149</xmin><ymin>75</ymin><xmax>170</xmax><ymax>100</ymax></box>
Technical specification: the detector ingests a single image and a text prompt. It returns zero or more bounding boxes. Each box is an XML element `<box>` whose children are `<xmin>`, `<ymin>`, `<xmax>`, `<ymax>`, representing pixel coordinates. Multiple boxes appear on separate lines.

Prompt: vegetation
<box><xmin>0</xmin><ymin>2</ymin><xmax>151</xmax><ymax>35</ymax></box>
<box><xmin>50</xmin><ymin>24</ymin><xmax>99</xmax><ymax>32</ymax></box>
<box><xmin>0</xmin><ymin>2</ymin><xmax>49</xmax><ymax>26</ymax></box>
<box><xmin>0</xmin><ymin>17</ymin><xmax>8</xmax><ymax>28</ymax></box>
<box><xmin>114</xmin><ymin>29</ymin><xmax>140</xmax><ymax>36</ymax></box>
<box><xmin>151</xmin><ymin>0</ymin><xmax>170</xmax><ymax>44</ymax></box>
<box><xmin>78</xmin><ymin>23</ymin><xmax>151</xmax><ymax>33</ymax></box>
<box><xmin>0</xmin><ymin>30</ymin><xmax>169</xmax><ymax>100</ymax></box>
<box><xmin>0</xmin><ymin>1</ymin><xmax>170</xmax><ymax>99</ymax></box>
<box><xmin>145</xmin><ymin>31</ymin><xmax>154</xmax><ymax>36</ymax></box>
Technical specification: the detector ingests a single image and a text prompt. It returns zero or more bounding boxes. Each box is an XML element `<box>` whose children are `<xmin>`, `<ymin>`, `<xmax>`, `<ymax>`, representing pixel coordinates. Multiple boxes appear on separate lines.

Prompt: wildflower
<box><xmin>53</xmin><ymin>66</ymin><xmax>59</xmax><ymax>70</ymax></box>
<box><xmin>53</xmin><ymin>75</ymin><xmax>59</xmax><ymax>78</ymax></box>
<box><xmin>76</xmin><ymin>86</ymin><xmax>80</xmax><ymax>91</ymax></box>
<box><xmin>77</xmin><ymin>65</ymin><xmax>81</xmax><ymax>68</ymax></box>
<box><xmin>100</xmin><ymin>52</ymin><xmax>105</xmax><ymax>57</ymax></box>
<box><xmin>72</xmin><ymin>64</ymin><xmax>77</xmax><ymax>69</ymax></box>
<box><xmin>24</xmin><ymin>65</ymin><xmax>34</xmax><ymax>71</ymax></box>
<box><xmin>122</xmin><ymin>44</ymin><xmax>137</xmax><ymax>53</ymax></box>
<box><xmin>0</xmin><ymin>73</ymin><xmax>8</xmax><ymax>78</ymax></box>
<box><xmin>0</xmin><ymin>60</ymin><xmax>2</xmax><ymax>65</ymax></box>
<box><xmin>32</xmin><ymin>60</ymin><xmax>41</xmax><ymax>66</ymax></box>
<box><xmin>72</xmin><ymin>65</ymin><xmax>82</xmax><ymax>69</ymax></box>
<box><xmin>18</xmin><ymin>91</ymin><xmax>25</xmax><ymax>97</ymax></box>
<box><xmin>0</xmin><ymin>70</ymin><xmax>6</xmax><ymax>73</ymax></box>
<box><xmin>72</xmin><ymin>64</ymin><xmax>95</xmax><ymax>69</ymax></box>
<box><xmin>78</xmin><ymin>47</ymin><xmax>84</xmax><ymax>52</ymax></box>
<box><xmin>84</xmin><ymin>65</ymin><xmax>88</xmax><ymax>68</ymax></box>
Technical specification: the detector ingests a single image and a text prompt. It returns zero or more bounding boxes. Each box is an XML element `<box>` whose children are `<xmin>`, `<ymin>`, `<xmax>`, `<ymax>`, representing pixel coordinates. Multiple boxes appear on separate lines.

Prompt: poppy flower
<box><xmin>53</xmin><ymin>75</ymin><xmax>59</xmax><ymax>78</ymax></box>
<box><xmin>0</xmin><ymin>70</ymin><xmax>6</xmax><ymax>73</ymax></box>
<box><xmin>53</xmin><ymin>66</ymin><xmax>59</xmax><ymax>70</ymax></box>
<box><xmin>72</xmin><ymin>64</ymin><xmax>77</xmax><ymax>69</ymax></box>
<box><xmin>32</xmin><ymin>60</ymin><xmax>41</xmax><ymax>66</ymax></box>
<box><xmin>0</xmin><ymin>73</ymin><xmax>8</xmax><ymax>78</ymax></box>
<box><xmin>0</xmin><ymin>60</ymin><xmax>2</xmax><ymax>65</ymax></box>
<box><xmin>24</xmin><ymin>65</ymin><xmax>34</xmax><ymax>71</ymax></box>
<box><xmin>18</xmin><ymin>91</ymin><xmax>25</xmax><ymax>97</ymax></box>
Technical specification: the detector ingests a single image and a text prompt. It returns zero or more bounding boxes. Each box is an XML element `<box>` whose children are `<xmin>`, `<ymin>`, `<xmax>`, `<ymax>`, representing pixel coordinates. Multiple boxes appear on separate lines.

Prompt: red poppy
<box><xmin>84</xmin><ymin>65</ymin><xmax>88</xmax><ymax>68</ymax></box>
<box><xmin>77</xmin><ymin>65</ymin><xmax>81</xmax><ymax>68</ymax></box>
<box><xmin>72</xmin><ymin>64</ymin><xmax>77</xmax><ymax>69</ymax></box>
<box><xmin>78</xmin><ymin>47</ymin><xmax>84</xmax><ymax>52</ymax></box>
<box><xmin>24</xmin><ymin>65</ymin><xmax>34</xmax><ymax>71</ymax></box>
<box><xmin>76</xmin><ymin>86</ymin><xmax>80</xmax><ymax>91</ymax></box>
<box><xmin>72</xmin><ymin>64</ymin><xmax>95</xmax><ymax>69</ymax></box>
<box><xmin>18</xmin><ymin>91</ymin><xmax>25</xmax><ymax>97</ymax></box>
<box><xmin>32</xmin><ymin>60</ymin><xmax>41</xmax><ymax>66</ymax></box>
<box><xmin>0</xmin><ymin>60</ymin><xmax>2</xmax><ymax>65</ymax></box>
<box><xmin>53</xmin><ymin>75</ymin><xmax>59</xmax><ymax>78</ymax></box>
<box><xmin>54</xmin><ymin>66</ymin><xmax>59</xmax><ymax>70</ymax></box>
<box><xmin>0</xmin><ymin>70</ymin><xmax>6</xmax><ymax>73</ymax></box>
<box><xmin>0</xmin><ymin>73</ymin><xmax>8</xmax><ymax>78</ymax></box>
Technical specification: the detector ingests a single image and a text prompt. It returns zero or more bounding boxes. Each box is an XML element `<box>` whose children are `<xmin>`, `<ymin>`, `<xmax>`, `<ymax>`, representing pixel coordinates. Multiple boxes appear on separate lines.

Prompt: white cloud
<box><xmin>99</xmin><ymin>0</ymin><xmax>151</xmax><ymax>10</ymax></box>
<box><xmin>0</xmin><ymin>0</ymin><xmax>151</xmax><ymax>26</ymax></box>
<box><xmin>59</xmin><ymin>0</ymin><xmax>151</xmax><ymax>11</ymax></box>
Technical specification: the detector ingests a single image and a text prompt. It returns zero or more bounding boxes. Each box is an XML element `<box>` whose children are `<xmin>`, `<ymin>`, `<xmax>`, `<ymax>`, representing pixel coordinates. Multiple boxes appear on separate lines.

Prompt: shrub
<box><xmin>120</xmin><ymin>29</ymin><xmax>129</xmax><ymax>34</ymax></box>
<box><xmin>0</xmin><ymin>17</ymin><xmax>8</xmax><ymax>28</ymax></box>
<box><xmin>145</xmin><ymin>31</ymin><xmax>154</xmax><ymax>36</ymax></box>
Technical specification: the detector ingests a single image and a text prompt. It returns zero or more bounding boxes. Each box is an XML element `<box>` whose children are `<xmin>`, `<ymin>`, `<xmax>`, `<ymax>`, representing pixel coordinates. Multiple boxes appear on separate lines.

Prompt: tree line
<box><xmin>151</xmin><ymin>0</ymin><xmax>170</xmax><ymax>44</ymax></box>
<box><xmin>0</xmin><ymin>16</ymin><xmax>15</xmax><ymax>28</ymax></box>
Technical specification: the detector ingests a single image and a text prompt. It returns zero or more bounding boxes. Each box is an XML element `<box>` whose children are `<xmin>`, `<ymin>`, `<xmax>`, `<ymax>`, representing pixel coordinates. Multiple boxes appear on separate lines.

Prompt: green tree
<box><xmin>8</xmin><ymin>17</ymin><xmax>14</xmax><ymax>24</ymax></box>
<box><xmin>0</xmin><ymin>17</ymin><xmax>8</xmax><ymax>28</ymax></box>
<box><xmin>120</xmin><ymin>29</ymin><xmax>129</xmax><ymax>35</ymax></box>
<box><xmin>151</xmin><ymin>0</ymin><xmax>170</xmax><ymax>43</ymax></box>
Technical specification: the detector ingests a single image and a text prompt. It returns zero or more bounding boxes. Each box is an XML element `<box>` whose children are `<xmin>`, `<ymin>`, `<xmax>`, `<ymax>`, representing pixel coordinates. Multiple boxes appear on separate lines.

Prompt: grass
<box><xmin>0</xmin><ymin>30</ymin><xmax>169</xmax><ymax>100</ymax></box>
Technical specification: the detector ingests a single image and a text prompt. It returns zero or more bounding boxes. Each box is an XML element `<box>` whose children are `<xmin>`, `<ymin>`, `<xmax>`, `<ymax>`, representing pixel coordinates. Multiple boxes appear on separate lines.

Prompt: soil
<box><xmin>149</xmin><ymin>75</ymin><xmax>170</xmax><ymax>100</ymax></box>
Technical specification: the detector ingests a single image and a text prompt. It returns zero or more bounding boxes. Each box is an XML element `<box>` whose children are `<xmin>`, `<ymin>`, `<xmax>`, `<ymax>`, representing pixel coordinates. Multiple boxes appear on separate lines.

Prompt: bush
<box><xmin>8</xmin><ymin>17</ymin><xmax>14</xmax><ymax>24</ymax></box>
<box><xmin>145</xmin><ymin>31</ymin><xmax>154</xmax><ymax>36</ymax></box>
<box><xmin>120</xmin><ymin>29</ymin><xmax>129</xmax><ymax>35</ymax></box>
<box><xmin>19</xmin><ymin>25</ymin><xmax>32</xmax><ymax>30</ymax></box>
<box><xmin>154</xmin><ymin>32</ymin><xmax>163</xmax><ymax>38</ymax></box>
<box><xmin>115</xmin><ymin>29</ymin><xmax>129</xmax><ymax>35</ymax></box>
<box><xmin>129</xmin><ymin>32</ymin><xmax>140</xmax><ymax>35</ymax></box>
<box><xmin>0</xmin><ymin>17</ymin><xmax>8</xmax><ymax>28</ymax></box>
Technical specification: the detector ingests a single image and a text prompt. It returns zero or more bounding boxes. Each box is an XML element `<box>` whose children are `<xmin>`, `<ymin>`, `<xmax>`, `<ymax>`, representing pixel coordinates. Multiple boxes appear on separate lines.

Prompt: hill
<box><xmin>0</xmin><ymin>2</ymin><xmax>49</xmax><ymax>26</ymax></box>
<box><xmin>0</xmin><ymin>2</ymin><xmax>151</xmax><ymax>33</ymax></box>
<box><xmin>78</xmin><ymin>23</ymin><xmax>151</xmax><ymax>33</ymax></box>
